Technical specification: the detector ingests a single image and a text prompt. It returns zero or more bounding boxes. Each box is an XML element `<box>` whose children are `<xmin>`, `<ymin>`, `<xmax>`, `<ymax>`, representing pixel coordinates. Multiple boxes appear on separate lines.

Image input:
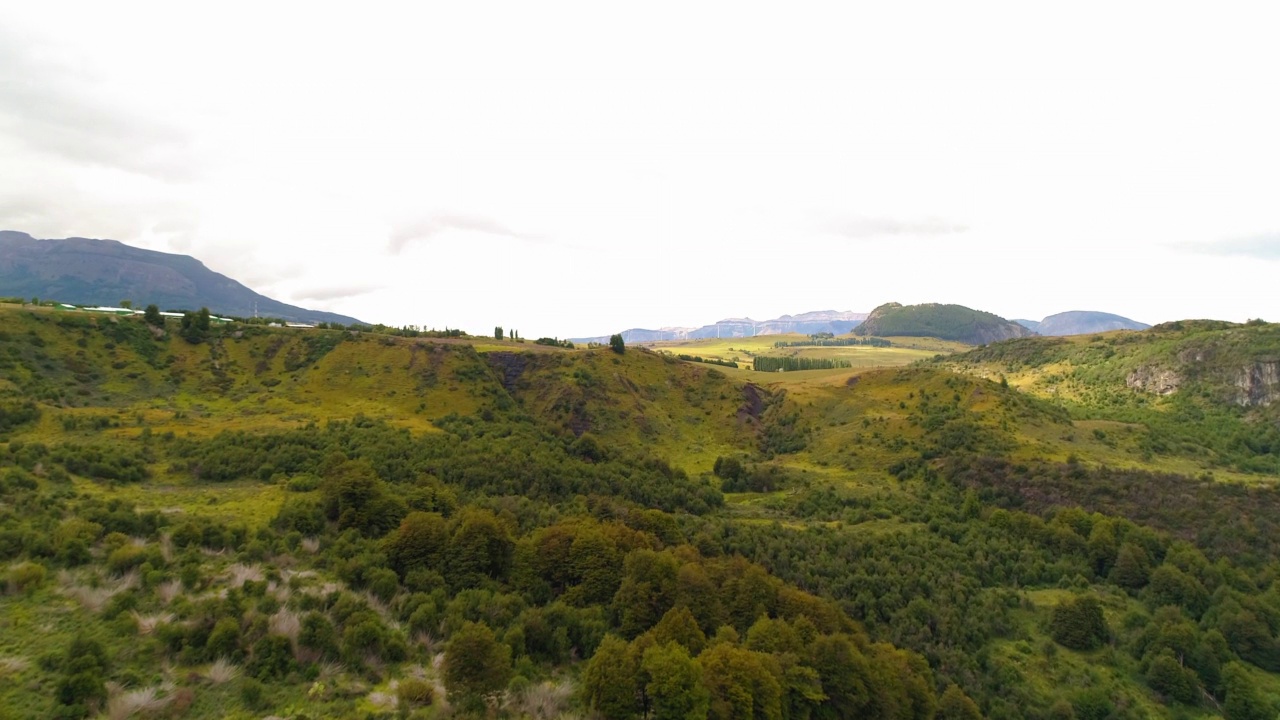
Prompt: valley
<box><xmin>1</xmin><ymin>304</ymin><xmax>1279</xmax><ymax>719</ymax></box>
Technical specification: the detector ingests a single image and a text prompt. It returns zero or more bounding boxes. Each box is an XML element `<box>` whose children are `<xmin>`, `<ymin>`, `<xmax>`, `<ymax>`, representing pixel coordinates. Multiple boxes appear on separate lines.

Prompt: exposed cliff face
<box><xmin>1126</xmin><ymin>366</ymin><xmax>1182</xmax><ymax>396</ymax></box>
<box><xmin>1236</xmin><ymin>362</ymin><xmax>1280</xmax><ymax>407</ymax></box>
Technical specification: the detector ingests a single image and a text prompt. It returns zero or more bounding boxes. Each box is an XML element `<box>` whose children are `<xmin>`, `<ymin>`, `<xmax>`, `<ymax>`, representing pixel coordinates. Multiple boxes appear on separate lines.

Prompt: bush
<box><xmin>239</xmin><ymin>677</ymin><xmax>266</xmax><ymax>709</ymax></box>
<box><xmin>397</xmin><ymin>677</ymin><xmax>434</xmax><ymax>707</ymax></box>
<box><xmin>7</xmin><ymin>561</ymin><xmax>46</xmax><ymax>593</ymax></box>
<box><xmin>248</xmin><ymin>634</ymin><xmax>295</xmax><ymax>680</ymax></box>
<box><xmin>1050</xmin><ymin>596</ymin><xmax>1109</xmax><ymax>651</ymax></box>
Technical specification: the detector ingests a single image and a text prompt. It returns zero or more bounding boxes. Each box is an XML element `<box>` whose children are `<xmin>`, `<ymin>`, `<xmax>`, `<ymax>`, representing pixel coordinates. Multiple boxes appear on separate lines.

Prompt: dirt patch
<box><xmin>486</xmin><ymin>352</ymin><xmax>530</xmax><ymax>393</ymax></box>
<box><xmin>737</xmin><ymin>383</ymin><xmax>767</xmax><ymax>424</ymax></box>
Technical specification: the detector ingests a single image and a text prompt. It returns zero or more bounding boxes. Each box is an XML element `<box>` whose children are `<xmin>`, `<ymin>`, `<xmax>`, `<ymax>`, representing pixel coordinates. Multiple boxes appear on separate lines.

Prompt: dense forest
<box><xmin>1</xmin><ymin>306</ymin><xmax>1279</xmax><ymax>718</ymax></box>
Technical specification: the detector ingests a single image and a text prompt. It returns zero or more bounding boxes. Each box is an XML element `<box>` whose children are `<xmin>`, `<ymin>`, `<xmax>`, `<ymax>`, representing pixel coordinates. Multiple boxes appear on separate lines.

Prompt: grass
<box><xmin>640</xmin><ymin>333</ymin><xmax>960</xmax><ymax>372</ymax></box>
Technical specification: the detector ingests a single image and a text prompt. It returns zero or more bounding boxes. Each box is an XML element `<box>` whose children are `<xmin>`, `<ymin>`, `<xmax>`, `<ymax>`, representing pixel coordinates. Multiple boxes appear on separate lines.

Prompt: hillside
<box><xmin>2</xmin><ymin>304</ymin><xmax>1280</xmax><ymax>719</ymax></box>
<box><xmin>854</xmin><ymin>302</ymin><xmax>1035</xmax><ymax>344</ymax></box>
<box><xmin>938</xmin><ymin>319</ymin><xmax>1280</xmax><ymax>474</ymax></box>
<box><xmin>1016</xmin><ymin>310</ymin><xmax>1151</xmax><ymax>336</ymax></box>
<box><xmin>0</xmin><ymin>231</ymin><xmax>364</xmax><ymax>325</ymax></box>
<box><xmin>572</xmin><ymin>310</ymin><xmax>867</xmax><ymax>344</ymax></box>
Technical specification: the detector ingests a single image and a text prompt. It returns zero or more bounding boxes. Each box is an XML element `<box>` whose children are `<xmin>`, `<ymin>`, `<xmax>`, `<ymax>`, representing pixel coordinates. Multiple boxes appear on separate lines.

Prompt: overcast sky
<box><xmin>3</xmin><ymin>2</ymin><xmax>1279</xmax><ymax>336</ymax></box>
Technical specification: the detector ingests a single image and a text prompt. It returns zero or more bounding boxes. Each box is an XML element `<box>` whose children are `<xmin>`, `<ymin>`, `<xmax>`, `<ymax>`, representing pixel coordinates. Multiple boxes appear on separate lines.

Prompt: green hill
<box><xmin>938</xmin><ymin>319</ymin><xmax>1280</xmax><ymax>475</ymax></box>
<box><xmin>855</xmin><ymin>302</ymin><xmax>1035</xmax><ymax>344</ymax></box>
<box><xmin>2</xmin><ymin>304</ymin><xmax>1279</xmax><ymax>719</ymax></box>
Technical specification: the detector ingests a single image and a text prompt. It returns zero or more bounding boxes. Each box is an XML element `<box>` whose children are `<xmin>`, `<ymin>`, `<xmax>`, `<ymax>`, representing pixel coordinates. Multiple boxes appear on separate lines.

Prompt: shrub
<box><xmin>248</xmin><ymin>635</ymin><xmax>295</xmax><ymax>680</ymax></box>
<box><xmin>7</xmin><ymin>561</ymin><xmax>46</xmax><ymax>593</ymax></box>
<box><xmin>397</xmin><ymin>677</ymin><xmax>434</xmax><ymax>707</ymax></box>
<box><xmin>1050</xmin><ymin>596</ymin><xmax>1109</xmax><ymax>651</ymax></box>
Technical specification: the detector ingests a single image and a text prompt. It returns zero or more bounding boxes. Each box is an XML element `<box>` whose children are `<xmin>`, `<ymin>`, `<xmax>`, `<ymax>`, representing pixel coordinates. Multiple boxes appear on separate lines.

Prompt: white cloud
<box><xmin>1174</xmin><ymin>234</ymin><xmax>1280</xmax><ymax>261</ymax></box>
<box><xmin>2</xmin><ymin>2</ymin><xmax>1280</xmax><ymax>336</ymax></box>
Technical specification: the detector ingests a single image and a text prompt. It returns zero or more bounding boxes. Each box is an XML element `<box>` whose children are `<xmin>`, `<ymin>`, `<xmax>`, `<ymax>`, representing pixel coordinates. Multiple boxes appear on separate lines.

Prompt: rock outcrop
<box><xmin>1235</xmin><ymin>361</ymin><xmax>1280</xmax><ymax>407</ymax></box>
<box><xmin>1126</xmin><ymin>365</ymin><xmax>1182</xmax><ymax>396</ymax></box>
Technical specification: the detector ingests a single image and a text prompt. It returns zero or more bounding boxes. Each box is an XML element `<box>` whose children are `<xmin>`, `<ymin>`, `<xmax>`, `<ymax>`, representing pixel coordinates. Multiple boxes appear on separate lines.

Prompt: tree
<box><xmin>610</xmin><ymin>333</ymin><xmax>626</xmax><ymax>354</ymax></box>
<box><xmin>651</xmin><ymin>606</ymin><xmax>707</xmax><ymax>655</ymax></box>
<box><xmin>385</xmin><ymin>511</ymin><xmax>449</xmax><ymax>577</ymax></box>
<box><xmin>642</xmin><ymin>642</ymin><xmax>709</xmax><ymax>720</ymax></box>
<box><xmin>1223</xmin><ymin>662</ymin><xmax>1271</xmax><ymax>720</ymax></box>
<box><xmin>936</xmin><ymin>684</ymin><xmax>982</xmax><ymax>720</ymax></box>
<box><xmin>495</xmin><ymin>326</ymin><xmax>504</xmax><ymax>341</ymax></box>
<box><xmin>144</xmin><ymin>304</ymin><xmax>163</xmax><ymax>327</ymax></box>
<box><xmin>613</xmin><ymin>549</ymin><xmax>679</xmax><ymax>637</ymax></box>
<box><xmin>180</xmin><ymin>307</ymin><xmax>213</xmax><ymax>344</ymax></box>
<box><xmin>808</xmin><ymin>634</ymin><xmax>874</xmax><ymax>719</ymax></box>
<box><xmin>444</xmin><ymin>622</ymin><xmax>511</xmax><ymax>709</ymax></box>
<box><xmin>120</xmin><ymin>299</ymin><xmax>132</xmax><ymax>309</ymax></box>
<box><xmin>446</xmin><ymin>508</ymin><xmax>514</xmax><ymax>589</ymax></box>
<box><xmin>1145</xmin><ymin>650</ymin><xmax>1199</xmax><ymax>704</ymax></box>
<box><xmin>1050</xmin><ymin>595</ymin><xmax>1109</xmax><ymax>650</ymax></box>
<box><xmin>56</xmin><ymin>635</ymin><xmax>109</xmax><ymax>717</ymax></box>
<box><xmin>698</xmin><ymin>642</ymin><xmax>783</xmax><ymax>720</ymax></box>
<box><xmin>1109</xmin><ymin>543</ymin><xmax>1151</xmax><ymax>590</ymax></box>
<box><xmin>583</xmin><ymin>635</ymin><xmax>642</xmax><ymax>719</ymax></box>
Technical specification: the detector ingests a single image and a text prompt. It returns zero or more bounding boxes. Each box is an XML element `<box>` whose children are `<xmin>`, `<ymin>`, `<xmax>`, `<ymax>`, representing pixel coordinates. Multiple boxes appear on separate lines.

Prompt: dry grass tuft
<box><xmin>131</xmin><ymin>611</ymin><xmax>176</xmax><ymax>635</ymax></box>
<box><xmin>225</xmin><ymin>563</ymin><xmax>263</xmax><ymax>588</ymax></box>
<box><xmin>367</xmin><ymin>688</ymin><xmax>398</xmax><ymax>711</ymax></box>
<box><xmin>159</xmin><ymin>534</ymin><xmax>175</xmax><ymax>563</ymax></box>
<box><xmin>0</xmin><ymin>655</ymin><xmax>30</xmax><ymax>676</ymax></box>
<box><xmin>269</xmin><ymin>608</ymin><xmax>301</xmax><ymax>645</ymax></box>
<box><xmin>506</xmin><ymin>680</ymin><xmax>576</xmax><ymax>720</ymax></box>
<box><xmin>414</xmin><ymin>632</ymin><xmax>440</xmax><ymax>655</ymax></box>
<box><xmin>156</xmin><ymin>579</ymin><xmax>183</xmax><ymax>604</ymax></box>
<box><xmin>206</xmin><ymin>657</ymin><xmax>241</xmax><ymax>684</ymax></box>
<box><xmin>106</xmin><ymin>684</ymin><xmax>173</xmax><ymax>720</ymax></box>
<box><xmin>61</xmin><ymin>570</ymin><xmax>140</xmax><ymax>613</ymax></box>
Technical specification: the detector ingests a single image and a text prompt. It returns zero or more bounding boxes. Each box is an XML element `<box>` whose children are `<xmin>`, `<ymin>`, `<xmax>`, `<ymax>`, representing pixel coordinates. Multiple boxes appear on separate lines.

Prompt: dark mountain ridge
<box><xmin>0</xmin><ymin>231</ymin><xmax>364</xmax><ymax>325</ymax></box>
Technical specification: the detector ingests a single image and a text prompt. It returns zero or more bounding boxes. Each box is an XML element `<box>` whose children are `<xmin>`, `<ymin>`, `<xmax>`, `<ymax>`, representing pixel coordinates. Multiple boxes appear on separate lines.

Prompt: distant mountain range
<box><xmin>855</xmin><ymin>302</ymin><xmax>1035</xmax><ymax>345</ymax></box>
<box><xmin>570</xmin><ymin>310</ymin><xmax>868</xmax><ymax>344</ymax></box>
<box><xmin>576</xmin><ymin>305</ymin><xmax>1156</xmax><ymax>346</ymax></box>
<box><xmin>1014</xmin><ymin>311</ymin><xmax>1150</xmax><ymax>336</ymax></box>
<box><xmin>0</xmin><ymin>231</ymin><xmax>364</xmax><ymax>326</ymax></box>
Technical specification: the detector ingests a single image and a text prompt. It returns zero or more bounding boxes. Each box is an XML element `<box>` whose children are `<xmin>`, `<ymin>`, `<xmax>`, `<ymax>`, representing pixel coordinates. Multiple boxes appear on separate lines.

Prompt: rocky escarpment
<box><xmin>1236</xmin><ymin>361</ymin><xmax>1280</xmax><ymax>407</ymax></box>
<box><xmin>1126</xmin><ymin>365</ymin><xmax>1182</xmax><ymax>396</ymax></box>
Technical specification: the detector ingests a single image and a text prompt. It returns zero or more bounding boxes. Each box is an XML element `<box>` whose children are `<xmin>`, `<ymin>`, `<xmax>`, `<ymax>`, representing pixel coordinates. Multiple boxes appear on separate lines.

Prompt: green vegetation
<box><xmin>774</xmin><ymin>335</ymin><xmax>892</xmax><ymax>348</ymax></box>
<box><xmin>2</xmin><ymin>304</ymin><xmax>1280</xmax><ymax>718</ymax></box>
<box><xmin>673</xmin><ymin>353</ymin><xmax>739</xmax><ymax>369</ymax></box>
<box><xmin>753</xmin><ymin>356</ymin><xmax>852</xmax><ymax>372</ymax></box>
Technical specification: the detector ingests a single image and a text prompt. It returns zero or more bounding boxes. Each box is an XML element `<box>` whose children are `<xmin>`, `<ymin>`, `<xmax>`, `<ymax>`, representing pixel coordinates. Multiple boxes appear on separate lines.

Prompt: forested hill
<box><xmin>854</xmin><ymin>302</ymin><xmax>1035</xmax><ymax>344</ymax></box>
<box><xmin>0</xmin><ymin>231</ymin><xmax>364</xmax><ymax>325</ymax></box>
<box><xmin>2</xmin><ymin>304</ymin><xmax>1280</xmax><ymax>719</ymax></box>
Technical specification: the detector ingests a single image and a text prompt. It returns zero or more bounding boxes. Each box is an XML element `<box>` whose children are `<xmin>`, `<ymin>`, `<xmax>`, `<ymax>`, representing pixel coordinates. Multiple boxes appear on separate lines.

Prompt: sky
<box><xmin>2</xmin><ymin>1</ymin><xmax>1279</xmax><ymax>337</ymax></box>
